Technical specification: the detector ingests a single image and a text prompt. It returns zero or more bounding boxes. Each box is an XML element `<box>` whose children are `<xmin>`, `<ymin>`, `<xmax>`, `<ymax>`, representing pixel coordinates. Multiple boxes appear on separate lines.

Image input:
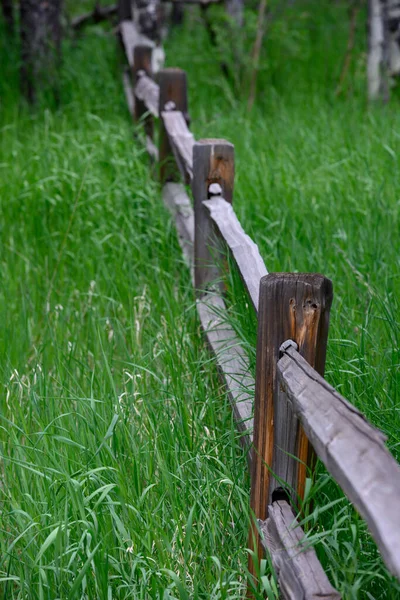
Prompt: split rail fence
<box><xmin>119</xmin><ymin>17</ymin><xmax>400</xmax><ymax>600</ymax></box>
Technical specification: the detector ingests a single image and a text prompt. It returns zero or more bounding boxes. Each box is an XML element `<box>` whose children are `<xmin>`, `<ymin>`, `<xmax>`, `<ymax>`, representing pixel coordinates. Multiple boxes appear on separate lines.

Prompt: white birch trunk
<box><xmin>368</xmin><ymin>0</ymin><xmax>385</xmax><ymax>99</ymax></box>
<box><xmin>387</xmin><ymin>0</ymin><xmax>400</xmax><ymax>75</ymax></box>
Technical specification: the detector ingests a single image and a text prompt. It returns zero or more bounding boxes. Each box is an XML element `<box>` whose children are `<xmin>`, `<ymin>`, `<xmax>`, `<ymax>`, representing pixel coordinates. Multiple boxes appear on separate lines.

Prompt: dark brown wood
<box><xmin>248</xmin><ymin>273</ymin><xmax>332</xmax><ymax>582</ymax></box>
<box><xmin>202</xmin><ymin>196</ymin><xmax>267</xmax><ymax>311</ymax></box>
<box><xmin>118</xmin><ymin>0</ymin><xmax>132</xmax><ymax>22</ymax></box>
<box><xmin>192</xmin><ymin>140</ymin><xmax>234</xmax><ymax>294</ymax></box>
<box><xmin>133</xmin><ymin>44</ymin><xmax>152</xmax><ymax>80</ymax></box>
<box><xmin>260</xmin><ymin>500</ymin><xmax>341</xmax><ymax>599</ymax></box>
<box><xmin>278</xmin><ymin>344</ymin><xmax>400</xmax><ymax>580</ymax></box>
<box><xmin>133</xmin><ymin>45</ymin><xmax>154</xmax><ymax>143</ymax></box>
<box><xmin>71</xmin><ymin>4</ymin><xmax>117</xmax><ymax>30</ymax></box>
<box><xmin>158</xmin><ymin>68</ymin><xmax>189</xmax><ymax>184</ymax></box>
<box><xmin>197</xmin><ymin>292</ymin><xmax>254</xmax><ymax>457</ymax></box>
<box><xmin>162</xmin><ymin>183</ymin><xmax>194</xmax><ymax>275</ymax></box>
<box><xmin>161</xmin><ymin>110</ymin><xmax>195</xmax><ymax>181</ymax></box>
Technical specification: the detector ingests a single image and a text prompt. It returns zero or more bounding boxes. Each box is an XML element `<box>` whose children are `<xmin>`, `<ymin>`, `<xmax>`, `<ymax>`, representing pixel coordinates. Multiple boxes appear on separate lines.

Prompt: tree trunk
<box><xmin>367</xmin><ymin>0</ymin><xmax>385</xmax><ymax>99</ymax></box>
<box><xmin>20</xmin><ymin>0</ymin><xmax>63</xmax><ymax>103</ymax></box>
<box><xmin>387</xmin><ymin>0</ymin><xmax>400</xmax><ymax>75</ymax></box>
<box><xmin>1</xmin><ymin>0</ymin><xmax>14</xmax><ymax>34</ymax></box>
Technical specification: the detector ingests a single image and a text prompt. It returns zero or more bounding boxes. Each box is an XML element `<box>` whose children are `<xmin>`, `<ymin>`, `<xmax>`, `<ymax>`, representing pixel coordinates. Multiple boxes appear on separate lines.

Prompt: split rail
<box><xmin>119</xmin><ymin>19</ymin><xmax>400</xmax><ymax>599</ymax></box>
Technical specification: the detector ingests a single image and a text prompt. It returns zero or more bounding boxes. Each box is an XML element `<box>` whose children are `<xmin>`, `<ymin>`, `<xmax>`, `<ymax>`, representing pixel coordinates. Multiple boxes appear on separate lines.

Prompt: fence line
<box><xmin>203</xmin><ymin>195</ymin><xmax>268</xmax><ymax>311</ymax></box>
<box><xmin>118</xmin><ymin>16</ymin><xmax>400</xmax><ymax>598</ymax></box>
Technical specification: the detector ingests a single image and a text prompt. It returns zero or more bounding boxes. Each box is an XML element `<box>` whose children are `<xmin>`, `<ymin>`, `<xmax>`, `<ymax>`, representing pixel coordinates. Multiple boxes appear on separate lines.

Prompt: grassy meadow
<box><xmin>166</xmin><ymin>3</ymin><xmax>400</xmax><ymax>596</ymax></box>
<box><xmin>0</xmin><ymin>0</ymin><xmax>399</xmax><ymax>598</ymax></box>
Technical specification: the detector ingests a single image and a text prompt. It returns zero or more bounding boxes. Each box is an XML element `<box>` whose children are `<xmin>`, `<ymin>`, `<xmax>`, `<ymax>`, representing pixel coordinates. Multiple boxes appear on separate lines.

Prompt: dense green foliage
<box><xmin>0</xmin><ymin>0</ymin><xmax>400</xmax><ymax>598</ymax></box>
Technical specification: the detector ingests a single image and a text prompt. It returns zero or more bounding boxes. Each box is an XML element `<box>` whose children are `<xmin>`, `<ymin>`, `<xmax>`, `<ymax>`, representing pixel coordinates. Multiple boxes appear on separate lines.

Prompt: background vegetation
<box><xmin>0</xmin><ymin>0</ymin><xmax>399</xmax><ymax>598</ymax></box>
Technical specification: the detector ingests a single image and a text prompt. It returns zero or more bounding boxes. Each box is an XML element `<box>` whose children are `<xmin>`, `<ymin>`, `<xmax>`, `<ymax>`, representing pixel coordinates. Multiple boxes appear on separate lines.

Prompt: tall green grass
<box><xmin>1</xmin><ymin>0</ymin><xmax>400</xmax><ymax>597</ymax></box>
<box><xmin>165</xmin><ymin>1</ymin><xmax>400</xmax><ymax>597</ymax></box>
<box><xmin>0</xmin><ymin>24</ymin><xmax>252</xmax><ymax>600</ymax></box>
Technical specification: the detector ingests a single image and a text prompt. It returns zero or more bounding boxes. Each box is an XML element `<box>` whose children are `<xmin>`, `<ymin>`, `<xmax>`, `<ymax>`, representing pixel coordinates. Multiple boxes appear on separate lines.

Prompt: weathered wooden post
<box><xmin>192</xmin><ymin>139</ymin><xmax>234</xmax><ymax>294</ymax></box>
<box><xmin>248</xmin><ymin>273</ymin><xmax>333</xmax><ymax>585</ymax></box>
<box><xmin>133</xmin><ymin>44</ymin><xmax>154</xmax><ymax>141</ymax></box>
<box><xmin>158</xmin><ymin>68</ymin><xmax>188</xmax><ymax>183</ymax></box>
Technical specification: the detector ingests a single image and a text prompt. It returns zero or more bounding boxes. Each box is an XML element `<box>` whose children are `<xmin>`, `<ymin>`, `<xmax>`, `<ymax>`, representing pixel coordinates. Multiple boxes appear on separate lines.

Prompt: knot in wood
<box><xmin>303</xmin><ymin>298</ymin><xmax>319</xmax><ymax>311</ymax></box>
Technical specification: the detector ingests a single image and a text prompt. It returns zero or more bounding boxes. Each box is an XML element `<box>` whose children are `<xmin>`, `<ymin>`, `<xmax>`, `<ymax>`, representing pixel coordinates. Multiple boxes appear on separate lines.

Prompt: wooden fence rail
<box><xmin>119</xmin><ymin>21</ymin><xmax>400</xmax><ymax>598</ymax></box>
<box><xmin>203</xmin><ymin>195</ymin><xmax>268</xmax><ymax>311</ymax></box>
<box><xmin>279</xmin><ymin>343</ymin><xmax>400</xmax><ymax>578</ymax></box>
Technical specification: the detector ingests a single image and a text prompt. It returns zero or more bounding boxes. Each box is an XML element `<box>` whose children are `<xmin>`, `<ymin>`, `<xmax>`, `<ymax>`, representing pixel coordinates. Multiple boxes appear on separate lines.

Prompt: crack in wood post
<box><xmin>248</xmin><ymin>273</ymin><xmax>333</xmax><ymax>590</ymax></box>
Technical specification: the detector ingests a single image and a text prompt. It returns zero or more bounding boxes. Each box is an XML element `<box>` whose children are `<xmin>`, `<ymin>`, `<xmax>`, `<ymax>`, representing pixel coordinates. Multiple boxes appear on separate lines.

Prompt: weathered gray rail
<box><xmin>119</xmin><ymin>15</ymin><xmax>400</xmax><ymax>597</ymax></box>
<box><xmin>279</xmin><ymin>344</ymin><xmax>400</xmax><ymax>578</ymax></box>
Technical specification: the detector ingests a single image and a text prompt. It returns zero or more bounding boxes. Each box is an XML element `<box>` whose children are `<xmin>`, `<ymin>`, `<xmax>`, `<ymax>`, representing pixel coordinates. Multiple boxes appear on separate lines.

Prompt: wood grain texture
<box><xmin>197</xmin><ymin>292</ymin><xmax>254</xmax><ymax>455</ymax></box>
<box><xmin>260</xmin><ymin>500</ymin><xmax>341</xmax><ymax>600</ymax></box>
<box><xmin>162</xmin><ymin>183</ymin><xmax>194</xmax><ymax>275</ymax></box>
<box><xmin>161</xmin><ymin>110</ymin><xmax>195</xmax><ymax>181</ymax></box>
<box><xmin>135</xmin><ymin>74</ymin><xmax>160</xmax><ymax>117</ymax></box>
<box><xmin>192</xmin><ymin>140</ymin><xmax>234</xmax><ymax>293</ymax></box>
<box><xmin>249</xmin><ymin>274</ymin><xmax>332</xmax><ymax>581</ymax></box>
<box><xmin>278</xmin><ymin>344</ymin><xmax>400</xmax><ymax>580</ymax></box>
<box><xmin>202</xmin><ymin>197</ymin><xmax>267</xmax><ymax>312</ymax></box>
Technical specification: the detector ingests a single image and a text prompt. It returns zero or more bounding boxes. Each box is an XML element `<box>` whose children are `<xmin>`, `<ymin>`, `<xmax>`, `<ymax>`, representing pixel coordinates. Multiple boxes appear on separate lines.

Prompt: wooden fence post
<box><xmin>192</xmin><ymin>139</ymin><xmax>234</xmax><ymax>293</ymax></box>
<box><xmin>133</xmin><ymin>44</ymin><xmax>154</xmax><ymax>141</ymax></box>
<box><xmin>248</xmin><ymin>273</ymin><xmax>333</xmax><ymax>584</ymax></box>
<box><xmin>158</xmin><ymin>68</ymin><xmax>188</xmax><ymax>183</ymax></box>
